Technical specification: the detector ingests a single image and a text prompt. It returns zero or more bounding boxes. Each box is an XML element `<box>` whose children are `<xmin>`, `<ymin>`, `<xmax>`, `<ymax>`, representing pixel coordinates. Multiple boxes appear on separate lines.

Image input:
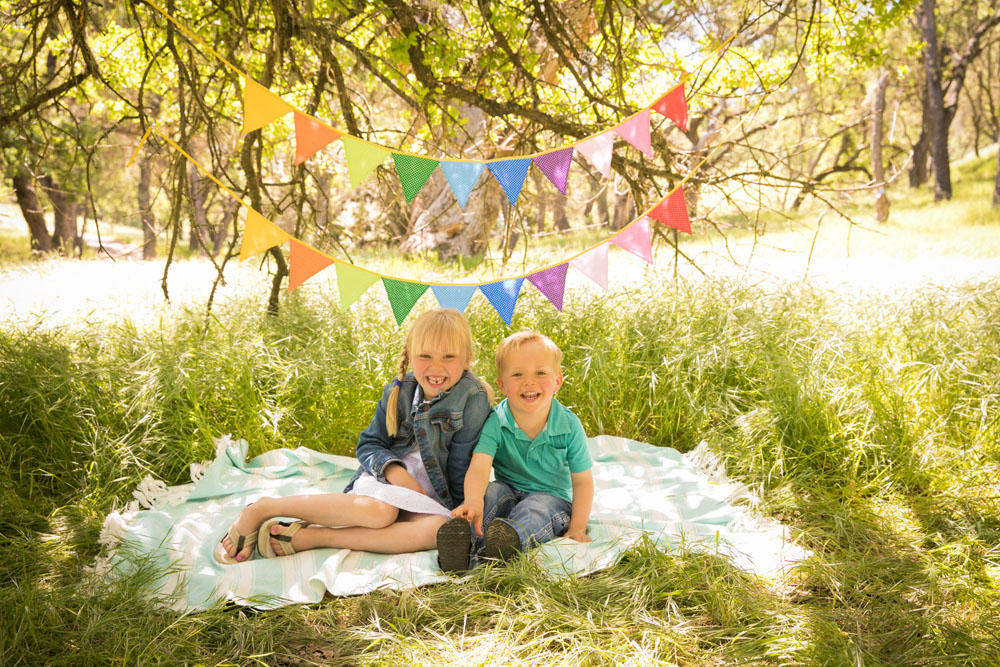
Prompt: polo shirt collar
<box><xmin>497</xmin><ymin>397</ymin><xmax>571</xmax><ymax>442</ymax></box>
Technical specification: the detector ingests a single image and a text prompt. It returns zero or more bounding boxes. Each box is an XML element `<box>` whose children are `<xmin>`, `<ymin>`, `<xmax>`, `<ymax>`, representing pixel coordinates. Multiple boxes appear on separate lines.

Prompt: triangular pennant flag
<box><xmin>527</xmin><ymin>264</ymin><xmax>569</xmax><ymax>311</ymax></box>
<box><xmin>575</xmin><ymin>132</ymin><xmax>614</xmax><ymax>178</ymax></box>
<box><xmin>614</xmin><ymin>109</ymin><xmax>654</xmax><ymax>158</ymax></box>
<box><xmin>611</xmin><ymin>217</ymin><xmax>653</xmax><ymax>263</ymax></box>
<box><xmin>288</xmin><ymin>239</ymin><xmax>335</xmax><ymax>291</ymax></box>
<box><xmin>342</xmin><ymin>135</ymin><xmax>390</xmax><ymax>187</ymax></box>
<box><xmin>242</xmin><ymin>77</ymin><xmax>295</xmax><ymax>135</ymax></box>
<box><xmin>334</xmin><ymin>262</ymin><xmax>380</xmax><ymax>310</ymax></box>
<box><xmin>569</xmin><ymin>244</ymin><xmax>609</xmax><ymax>291</ymax></box>
<box><xmin>479</xmin><ymin>278</ymin><xmax>524</xmax><ymax>326</ymax></box>
<box><xmin>392</xmin><ymin>153</ymin><xmax>440</xmax><ymax>202</ymax></box>
<box><xmin>532</xmin><ymin>147</ymin><xmax>574</xmax><ymax>195</ymax></box>
<box><xmin>647</xmin><ymin>186</ymin><xmax>692</xmax><ymax>234</ymax></box>
<box><xmin>651</xmin><ymin>84</ymin><xmax>688</xmax><ymax>132</ymax></box>
<box><xmin>431</xmin><ymin>285</ymin><xmax>478</xmax><ymax>313</ymax></box>
<box><xmin>440</xmin><ymin>162</ymin><xmax>485</xmax><ymax>209</ymax></box>
<box><xmin>294</xmin><ymin>112</ymin><xmax>341</xmax><ymax>164</ymax></box>
<box><xmin>382</xmin><ymin>278</ymin><xmax>429</xmax><ymax>326</ymax></box>
<box><xmin>239</xmin><ymin>209</ymin><xmax>290</xmax><ymax>260</ymax></box>
<box><xmin>487</xmin><ymin>159</ymin><xmax>532</xmax><ymax>207</ymax></box>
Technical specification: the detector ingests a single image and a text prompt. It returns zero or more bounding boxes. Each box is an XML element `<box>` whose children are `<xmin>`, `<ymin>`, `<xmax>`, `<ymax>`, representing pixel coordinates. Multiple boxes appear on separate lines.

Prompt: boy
<box><xmin>436</xmin><ymin>330</ymin><xmax>594</xmax><ymax>572</ymax></box>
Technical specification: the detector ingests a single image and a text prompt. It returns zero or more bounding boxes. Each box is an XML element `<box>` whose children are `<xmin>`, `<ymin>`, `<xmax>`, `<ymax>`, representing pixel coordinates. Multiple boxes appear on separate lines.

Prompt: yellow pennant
<box><xmin>239</xmin><ymin>209</ymin><xmax>291</xmax><ymax>260</ymax></box>
<box><xmin>242</xmin><ymin>77</ymin><xmax>295</xmax><ymax>135</ymax></box>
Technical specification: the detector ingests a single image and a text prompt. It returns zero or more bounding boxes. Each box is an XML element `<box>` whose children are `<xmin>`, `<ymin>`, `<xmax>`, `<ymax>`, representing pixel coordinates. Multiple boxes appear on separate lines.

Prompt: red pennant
<box><xmin>651</xmin><ymin>84</ymin><xmax>688</xmax><ymax>132</ymax></box>
<box><xmin>294</xmin><ymin>112</ymin><xmax>341</xmax><ymax>164</ymax></box>
<box><xmin>647</xmin><ymin>186</ymin><xmax>691</xmax><ymax>234</ymax></box>
<box><xmin>288</xmin><ymin>239</ymin><xmax>335</xmax><ymax>291</ymax></box>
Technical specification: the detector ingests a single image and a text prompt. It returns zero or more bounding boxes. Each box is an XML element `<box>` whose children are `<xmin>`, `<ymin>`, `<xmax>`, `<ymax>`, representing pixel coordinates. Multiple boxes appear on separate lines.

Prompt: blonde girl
<box><xmin>216</xmin><ymin>308</ymin><xmax>492</xmax><ymax>562</ymax></box>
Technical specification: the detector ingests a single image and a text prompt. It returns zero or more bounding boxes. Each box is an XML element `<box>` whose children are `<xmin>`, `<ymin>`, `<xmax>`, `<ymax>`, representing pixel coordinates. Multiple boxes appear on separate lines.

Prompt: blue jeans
<box><xmin>475</xmin><ymin>480</ymin><xmax>572</xmax><ymax>554</ymax></box>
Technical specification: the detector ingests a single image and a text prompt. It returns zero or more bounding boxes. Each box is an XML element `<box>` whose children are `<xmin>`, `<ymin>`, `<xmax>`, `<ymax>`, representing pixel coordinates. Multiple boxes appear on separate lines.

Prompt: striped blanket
<box><xmin>96</xmin><ymin>435</ymin><xmax>808</xmax><ymax>611</ymax></box>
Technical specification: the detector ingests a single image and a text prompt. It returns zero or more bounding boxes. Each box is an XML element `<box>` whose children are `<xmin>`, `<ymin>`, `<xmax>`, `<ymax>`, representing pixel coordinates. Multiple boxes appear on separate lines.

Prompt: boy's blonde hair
<box><xmin>386</xmin><ymin>308</ymin><xmax>492</xmax><ymax>435</ymax></box>
<box><xmin>495</xmin><ymin>330</ymin><xmax>563</xmax><ymax>376</ymax></box>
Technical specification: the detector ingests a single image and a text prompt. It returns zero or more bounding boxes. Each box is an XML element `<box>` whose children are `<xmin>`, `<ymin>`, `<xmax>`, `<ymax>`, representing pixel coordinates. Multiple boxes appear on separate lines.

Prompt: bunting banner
<box><xmin>614</xmin><ymin>110</ymin><xmax>654</xmax><ymax>158</ymax></box>
<box><xmin>439</xmin><ymin>162</ymin><xmax>485</xmax><ymax>209</ymax></box>
<box><xmin>242</xmin><ymin>77</ymin><xmax>295</xmax><ymax>135</ymax></box>
<box><xmin>334</xmin><ymin>262</ymin><xmax>380</xmax><ymax>310</ymax></box>
<box><xmin>532</xmin><ymin>148</ymin><xmax>574</xmax><ymax>195</ymax></box>
<box><xmin>610</xmin><ymin>216</ymin><xmax>653</xmax><ymax>263</ymax></box>
<box><xmin>479</xmin><ymin>278</ymin><xmax>525</xmax><ymax>325</ymax></box>
<box><xmin>382</xmin><ymin>278</ymin><xmax>429</xmax><ymax>325</ymax></box>
<box><xmin>527</xmin><ymin>263</ymin><xmax>569</xmax><ymax>312</ymax></box>
<box><xmin>569</xmin><ymin>244</ymin><xmax>610</xmax><ymax>291</ymax></box>
<box><xmin>575</xmin><ymin>132</ymin><xmax>614</xmax><ymax>178</ymax></box>
<box><xmin>239</xmin><ymin>209</ymin><xmax>291</xmax><ymax>260</ymax></box>
<box><xmin>342</xmin><ymin>136</ymin><xmax>390</xmax><ymax>188</ymax></box>
<box><xmin>288</xmin><ymin>239</ymin><xmax>334</xmax><ymax>291</ymax></box>
<box><xmin>487</xmin><ymin>159</ymin><xmax>533</xmax><ymax>208</ymax></box>
<box><xmin>648</xmin><ymin>186</ymin><xmax>692</xmax><ymax>234</ymax></box>
<box><xmin>430</xmin><ymin>285</ymin><xmax>478</xmax><ymax>313</ymax></box>
<box><xmin>392</xmin><ymin>154</ymin><xmax>440</xmax><ymax>202</ymax></box>
<box><xmin>293</xmin><ymin>112</ymin><xmax>341</xmax><ymax>165</ymax></box>
<box><xmin>652</xmin><ymin>83</ymin><xmax>688</xmax><ymax>132</ymax></box>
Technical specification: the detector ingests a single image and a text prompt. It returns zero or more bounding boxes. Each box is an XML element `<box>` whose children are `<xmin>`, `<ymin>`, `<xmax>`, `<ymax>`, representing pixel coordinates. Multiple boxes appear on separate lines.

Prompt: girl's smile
<box><xmin>412</xmin><ymin>346</ymin><xmax>470</xmax><ymax>399</ymax></box>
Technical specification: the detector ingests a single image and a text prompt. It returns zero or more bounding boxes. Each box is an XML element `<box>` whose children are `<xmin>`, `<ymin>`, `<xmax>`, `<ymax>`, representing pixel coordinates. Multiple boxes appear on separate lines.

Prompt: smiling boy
<box><xmin>436</xmin><ymin>330</ymin><xmax>594</xmax><ymax>572</ymax></box>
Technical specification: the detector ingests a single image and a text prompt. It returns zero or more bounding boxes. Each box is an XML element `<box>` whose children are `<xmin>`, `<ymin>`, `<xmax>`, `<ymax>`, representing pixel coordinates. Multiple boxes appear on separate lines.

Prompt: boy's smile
<box><xmin>497</xmin><ymin>339</ymin><xmax>563</xmax><ymax>427</ymax></box>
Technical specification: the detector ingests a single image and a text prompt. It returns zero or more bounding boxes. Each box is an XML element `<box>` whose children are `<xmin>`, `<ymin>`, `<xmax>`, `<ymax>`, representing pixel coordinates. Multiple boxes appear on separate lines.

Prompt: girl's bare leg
<box><xmin>268</xmin><ymin>511</ymin><xmax>448</xmax><ymax>555</ymax></box>
<box><xmin>220</xmin><ymin>493</ymin><xmax>399</xmax><ymax>560</ymax></box>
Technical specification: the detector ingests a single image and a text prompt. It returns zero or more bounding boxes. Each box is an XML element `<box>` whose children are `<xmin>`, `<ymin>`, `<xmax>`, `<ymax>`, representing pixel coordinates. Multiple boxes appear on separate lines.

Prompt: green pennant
<box><xmin>334</xmin><ymin>262</ymin><xmax>380</xmax><ymax>309</ymax></box>
<box><xmin>341</xmin><ymin>136</ymin><xmax>390</xmax><ymax>187</ymax></box>
<box><xmin>382</xmin><ymin>278</ymin><xmax>429</xmax><ymax>326</ymax></box>
<box><xmin>391</xmin><ymin>153</ymin><xmax>440</xmax><ymax>202</ymax></box>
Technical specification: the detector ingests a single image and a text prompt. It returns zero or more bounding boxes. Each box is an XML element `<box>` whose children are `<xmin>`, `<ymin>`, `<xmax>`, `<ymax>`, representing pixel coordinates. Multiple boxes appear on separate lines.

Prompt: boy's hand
<box><xmin>451</xmin><ymin>501</ymin><xmax>485</xmax><ymax>536</ymax></box>
<box><xmin>564</xmin><ymin>525</ymin><xmax>592</xmax><ymax>543</ymax></box>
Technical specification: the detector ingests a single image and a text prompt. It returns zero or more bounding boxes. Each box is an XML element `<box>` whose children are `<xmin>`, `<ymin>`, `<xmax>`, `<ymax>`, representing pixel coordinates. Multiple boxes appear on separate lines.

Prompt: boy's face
<box><xmin>412</xmin><ymin>343</ymin><xmax>469</xmax><ymax>399</ymax></box>
<box><xmin>497</xmin><ymin>339</ymin><xmax>563</xmax><ymax>419</ymax></box>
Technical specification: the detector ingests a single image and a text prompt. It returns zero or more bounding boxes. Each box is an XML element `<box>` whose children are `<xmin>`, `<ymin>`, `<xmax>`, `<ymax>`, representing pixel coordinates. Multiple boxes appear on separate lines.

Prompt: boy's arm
<box><xmin>565</xmin><ymin>469</ymin><xmax>594</xmax><ymax>542</ymax></box>
<box><xmin>451</xmin><ymin>452</ymin><xmax>494</xmax><ymax>536</ymax></box>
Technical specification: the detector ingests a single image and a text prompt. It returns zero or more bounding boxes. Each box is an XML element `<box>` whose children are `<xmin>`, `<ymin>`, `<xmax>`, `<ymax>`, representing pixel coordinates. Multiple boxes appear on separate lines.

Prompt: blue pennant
<box><xmin>479</xmin><ymin>278</ymin><xmax>525</xmax><ymax>326</ymax></box>
<box><xmin>487</xmin><ymin>158</ymin><xmax>532</xmax><ymax>207</ymax></box>
<box><xmin>430</xmin><ymin>285</ymin><xmax>478</xmax><ymax>313</ymax></box>
<box><xmin>439</xmin><ymin>162</ymin><xmax>486</xmax><ymax>209</ymax></box>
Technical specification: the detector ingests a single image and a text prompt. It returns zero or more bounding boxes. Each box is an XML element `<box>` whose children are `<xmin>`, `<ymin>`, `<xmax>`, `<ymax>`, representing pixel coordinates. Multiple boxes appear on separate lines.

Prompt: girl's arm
<box><xmin>443</xmin><ymin>388</ymin><xmax>492</xmax><ymax>505</ymax></box>
<box><xmin>565</xmin><ymin>469</ymin><xmax>594</xmax><ymax>542</ymax></box>
<box><xmin>354</xmin><ymin>384</ymin><xmax>405</xmax><ymax>482</ymax></box>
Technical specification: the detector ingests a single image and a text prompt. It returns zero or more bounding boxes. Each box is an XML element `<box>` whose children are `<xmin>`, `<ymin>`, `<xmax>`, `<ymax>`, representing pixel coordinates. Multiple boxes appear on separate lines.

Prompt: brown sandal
<box><xmin>257</xmin><ymin>519</ymin><xmax>309</xmax><ymax>558</ymax></box>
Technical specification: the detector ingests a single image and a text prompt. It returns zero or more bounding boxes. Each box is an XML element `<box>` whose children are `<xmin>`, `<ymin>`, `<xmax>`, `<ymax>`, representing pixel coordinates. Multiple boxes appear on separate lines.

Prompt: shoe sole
<box><xmin>483</xmin><ymin>520</ymin><xmax>520</xmax><ymax>561</ymax></box>
<box><xmin>436</xmin><ymin>518</ymin><xmax>472</xmax><ymax>572</ymax></box>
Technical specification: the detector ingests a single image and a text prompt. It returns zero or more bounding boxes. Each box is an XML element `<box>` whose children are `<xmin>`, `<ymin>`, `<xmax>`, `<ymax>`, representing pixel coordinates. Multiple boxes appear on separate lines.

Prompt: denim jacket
<box><xmin>343</xmin><ymin>370</ymin><xmax>492</xmax><ymax>510</ymax></box>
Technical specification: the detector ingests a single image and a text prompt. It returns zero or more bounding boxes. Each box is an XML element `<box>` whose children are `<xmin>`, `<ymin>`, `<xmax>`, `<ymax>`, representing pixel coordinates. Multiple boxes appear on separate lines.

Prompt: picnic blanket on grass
<box><xmin>96</xmin><ymin>435</ymin><xmax>809</xmax><ymax>611</ymax></box>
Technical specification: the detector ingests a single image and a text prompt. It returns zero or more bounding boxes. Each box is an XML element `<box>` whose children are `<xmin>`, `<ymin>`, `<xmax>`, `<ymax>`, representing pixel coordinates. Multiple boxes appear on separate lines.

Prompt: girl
<box><xmin>216</xmin><ymin>308</ymin><xmax>493</xmax><ymax>562</ymax></box>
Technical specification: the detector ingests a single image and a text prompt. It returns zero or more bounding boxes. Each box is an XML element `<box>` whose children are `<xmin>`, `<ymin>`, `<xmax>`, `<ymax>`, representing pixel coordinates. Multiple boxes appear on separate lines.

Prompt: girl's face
<box><xmin>411</xmin><ymin>342</ymin><xmax>470</xmax><ymax>399</ymax></box>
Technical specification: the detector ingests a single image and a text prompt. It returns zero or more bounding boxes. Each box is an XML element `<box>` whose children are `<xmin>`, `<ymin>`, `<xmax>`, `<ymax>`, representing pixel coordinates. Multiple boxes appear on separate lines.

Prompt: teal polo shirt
<box><xmin>474</xmin><ymin>397</ymin><xmax>591</xmax><ymax>503</ymax></box>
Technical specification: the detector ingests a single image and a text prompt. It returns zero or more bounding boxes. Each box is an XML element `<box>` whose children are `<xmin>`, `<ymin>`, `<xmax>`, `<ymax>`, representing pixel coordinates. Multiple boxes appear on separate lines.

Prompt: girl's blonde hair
<box><xmin>385</xmin><ymin>308</ymin><xmax>492</xmax><ymax>435</ymax></box>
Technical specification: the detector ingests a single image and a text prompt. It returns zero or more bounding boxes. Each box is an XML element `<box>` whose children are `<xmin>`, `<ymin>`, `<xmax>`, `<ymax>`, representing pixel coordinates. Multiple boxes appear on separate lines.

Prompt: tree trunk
<box><xmin>532</xmin><ymin>170</ymin><xmax>547</xmax><ymax>233</ymax></box>
<box><xmin>212</xmin><ymin>197</ymin><xmax>238</xmax><ymax>256</ymax></box>
<box><xmin>12</xmin><ymin>174</ymin><xmax>52</xmax><ymax>253</ymax></box>
<box><xmin>187</xmin><ymin>164</ymin><xmax>210</xmax><ymax>254</ymax></box>
<box><xmin>871</xmin><ymin>70</ymin><xmax>891</xmax><ymax>223</ymax></box>
<box><xmin>993</xmin><ymin>128</ymin><xmax>1000</xmax><ymax>207</ymax></box>
<box><xmin>139</xmin><ymin>157</ymin><xmax>157</xmax><ymax>259</ymax></box>
<box><xmin>909</xmin><ymin>77</ymin><xmax>931</xmax><ymax>188</ymax></box>
<box><xmin>39</xmin><ymin>175</ymin><xmax>79</xmax><ymax>255</ymax></box>
<box><xmin>610</xmin><ymin>183</ymin><xmax>633</xmax><ymax>231</ymax></box>
<box><xmin>553</xmin><ymin>191</ymin><xmax>569</xmax><ymax>231</ymax></box>
<box><xmin>920</xmin><ymin>0</ymin><xmax>952</xmax><ymax>200</ymax></box>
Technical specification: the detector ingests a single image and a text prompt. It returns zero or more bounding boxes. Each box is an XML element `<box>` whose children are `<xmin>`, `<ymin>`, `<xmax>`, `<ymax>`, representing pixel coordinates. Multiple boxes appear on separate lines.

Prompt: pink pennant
<box><xmin>611</xmin><ymin>217</ymin><xmax>653</xmax><ymax>263</ymax></box>
<box><xmin>647</xmin><ymin>186</ymin><xmax>692</xmax><ymax>234</ymax></box>
<box><xmin>575</xmin><ymin>132</ymin><xmax>614</xmax><ymax>178</ymax></box>
<box><xmin>569</xmin><ymin>244</ymin><xmax>609</xmax><ymax>291</ymax></box>
<box><xmin>651</xmin><ymin>84</ymin><xmax>688</xmax><ymax>132</ymax></box>
<box><xmin>614</xmin><ymin>109</ymin><xmax>653</xmax><ymax>158</ymax></box>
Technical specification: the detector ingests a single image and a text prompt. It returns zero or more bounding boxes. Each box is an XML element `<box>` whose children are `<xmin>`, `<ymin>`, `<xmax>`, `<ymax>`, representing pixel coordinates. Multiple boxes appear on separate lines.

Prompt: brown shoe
<box><xmin>436</xmin><ymin>518</ymin><xmax>473</xmax><ymax>573</ymax></box>
<box><xmin>483</xmin><ymin>520</ymin><xmax>520</xmax><ymax>561</ymax></box>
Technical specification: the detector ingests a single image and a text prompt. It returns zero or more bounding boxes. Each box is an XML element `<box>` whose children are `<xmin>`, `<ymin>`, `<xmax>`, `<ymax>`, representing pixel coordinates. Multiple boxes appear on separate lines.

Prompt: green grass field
<box><xmin>2</xmin><ymin>158</ymin><xmax>999</xmax><ymax>665</ymax></box>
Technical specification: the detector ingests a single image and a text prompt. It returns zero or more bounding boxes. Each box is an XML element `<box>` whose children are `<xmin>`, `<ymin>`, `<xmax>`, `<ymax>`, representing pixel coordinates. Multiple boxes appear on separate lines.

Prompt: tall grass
<box><xmin>3</xmin><ymin>273</ymin><xmax>1000</xmax><ymax>664</ymax></box>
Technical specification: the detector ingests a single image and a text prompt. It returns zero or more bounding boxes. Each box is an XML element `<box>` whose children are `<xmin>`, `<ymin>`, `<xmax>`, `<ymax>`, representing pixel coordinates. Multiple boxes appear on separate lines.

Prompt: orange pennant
<box><xmin>242</xmin><ymin>77</ymin><xmax>295</xmax><ymax>135</ymax></box>
<box><xmin>288</xmin><ymin>239</ymin><xmax>335</xmax><ymax>291</ymax></box>
<box><xmin>293</xmin><ymin>112</ymin><xmax>341</xmax><ymax>164</ymax></box>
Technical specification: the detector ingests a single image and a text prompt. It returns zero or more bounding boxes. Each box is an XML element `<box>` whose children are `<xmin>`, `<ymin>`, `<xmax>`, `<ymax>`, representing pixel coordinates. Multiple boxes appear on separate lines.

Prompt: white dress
<box><xmin>349</xmin><ymin>445</ymin><xmax>452</xmax><ymax>518</ymax></box>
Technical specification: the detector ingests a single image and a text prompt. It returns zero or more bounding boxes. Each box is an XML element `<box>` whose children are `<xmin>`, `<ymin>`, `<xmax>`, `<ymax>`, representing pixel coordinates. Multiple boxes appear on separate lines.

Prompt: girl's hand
<box><xmin>384</xmin><ymin>463</ymin><xmax>427</xmax><ymax>495</ymax></box>
<box><xmin>564</xmin><ymin>527</ymin><xmax>592</xmax><ymax>543</ymax></box>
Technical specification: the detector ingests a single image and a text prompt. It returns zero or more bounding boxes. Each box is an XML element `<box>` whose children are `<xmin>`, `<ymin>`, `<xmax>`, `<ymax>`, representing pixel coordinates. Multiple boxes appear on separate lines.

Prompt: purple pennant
<box><xmin>527</xmin><ymin>264</ymin><xmax>569</xmax><ymax>311</ymax></box>
<box><xmin>532</xmin><ymin>147</ymin><xmax>574</xmax><ymax>195</ymax></box>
